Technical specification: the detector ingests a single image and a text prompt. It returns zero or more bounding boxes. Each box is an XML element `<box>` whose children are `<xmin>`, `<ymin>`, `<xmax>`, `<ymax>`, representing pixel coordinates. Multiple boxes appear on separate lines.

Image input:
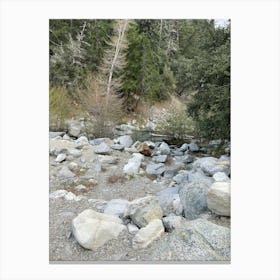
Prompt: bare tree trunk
<box><xmin>105</xmin><ymin>20</ymin><xmax>128</xmax><ymax>106</ymax></box>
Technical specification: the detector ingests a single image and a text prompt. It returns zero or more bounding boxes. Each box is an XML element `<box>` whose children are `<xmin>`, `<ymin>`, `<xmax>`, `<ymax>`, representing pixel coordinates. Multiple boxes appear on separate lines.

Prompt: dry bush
<box><xmin>79</xmin><ymin>75</ymin><xmax>125</xmax><ymax>138</ymax></box>
<box><xmin>156</xmin><ymin>105</ymin><xmax>194</xmax><ymax>143</ymax></box>
<box><xmin>49</xmin><ymin>86</ymin><xmax>80</xmax><ymax>131</ymax></box>
<box><xmin>107</xmin><ymin>174</ymin><xmax>127</xmax><ymax>184</ymax></box>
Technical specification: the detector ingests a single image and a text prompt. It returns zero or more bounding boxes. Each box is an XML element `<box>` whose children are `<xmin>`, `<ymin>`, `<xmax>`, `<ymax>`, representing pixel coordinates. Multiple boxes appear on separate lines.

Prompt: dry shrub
<box><xmin>49</xmin><ymin>86</ymin><xmax>79</xmax><ymax>131</ymax></box>
<box><xmin>157</xmin><ymin>105</ymin><xmax>194</xmax><ymax>143</ymax></box>
<box><xmin>79</xmin><ymin>75</ymin><xmax>125</xmax><ymax>138</ymax></box>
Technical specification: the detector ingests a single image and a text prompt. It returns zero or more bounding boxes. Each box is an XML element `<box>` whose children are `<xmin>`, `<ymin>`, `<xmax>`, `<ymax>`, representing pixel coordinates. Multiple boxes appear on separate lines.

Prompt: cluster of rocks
<box><xmin>49</xmin><ymin>126</ymin><xmax>231</xmax><ymax>261</ymax></box>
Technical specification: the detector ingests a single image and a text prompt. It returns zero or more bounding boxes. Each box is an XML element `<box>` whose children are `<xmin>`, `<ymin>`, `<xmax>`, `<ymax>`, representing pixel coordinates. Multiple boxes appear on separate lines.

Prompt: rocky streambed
<box><xmin>49</xmin><ymin>126</ymin><xmax>231</xmax><ymax>262</ymax></box>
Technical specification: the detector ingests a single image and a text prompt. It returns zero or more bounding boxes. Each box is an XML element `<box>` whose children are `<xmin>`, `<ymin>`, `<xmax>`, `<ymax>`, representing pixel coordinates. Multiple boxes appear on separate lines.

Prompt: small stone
<box><xmin>55</xmin><ymin>153</ymin><xmax>66</xmax><ymax>163</ymax></box>
<box><xmin>146</xmin><ymin>163</ymin><xmax>166</xmax><ymax>175</ymax></box>
<box><xmin>188</xmin><ymin>142</ymin><xmax>199</xmax><ymax>152</ymax></box>
<box><xmin>111</xmin><ymin>144</ymin><xmax>125</xmax><ymax>151</ymax></box>
<box><xmin>103</xmin><ymin>199</ymin><xmax>129</xmax><ymax>218</ymax></box>
<box><xmin>179</xmin><ymin>143</ymin><xmax>189</xmax><ymax>152</ymax></box>
<box><xmin>118</xmin><ymin>135</ymin><xmax>133</xmax><ymax>148</ymax></box>
<box><xmin>152</xmin><ymin>154</ymin><xmax>168</xmax><ymax>163</ymax></box>
<box><xmin>163</xmin><ymin>214</ymin><xmax>184</xmax><ymax>232</ymax></box>
<box><xmin>213</xmin><ymin>172</ymin><xmax>230</xmax><ymax>182</ymax></box>
<box><xmin>123</xmin><ymin>153</ymin><xmax>144</xmax><ymax>175</ymax></box>
<box><xmin>68</xmin><ymin>162</ymin><xmax>79</xmax><ymax>172</ymax></box>
<box><xmin>94</xmin><ymin>142</ymin><xmax>111</xmax><ymax>155</ymax></box>
<box><xmin>127</xmin><ymin>223</ymin><xmax>139</xmax><ymax>234</ymax></box>
<box><xmin>68</xmin><ymin>148</ymin><xmax>82</xmax><ymax>158</ymax></box>
<box><xmin>75</xmin><ymin>136</ymin><xmax>88</xmax><ymax>148</ymax></box>
<box><xmin>57</xmin><ymin>166</ymin><xmax>75</xmax><ymax>178</ymax></box>
<box><xmin>74</xmin><ymin>184</ymin><xmax>87</xmax><ymax>191</ymax></box>
<box><xmin>159</xmin><ymin>142</ymin><xmax>170</xmax><ymax>155</ymax></box>
<box><xmin>137</xmin><ymin>142</ymin><xmax>152</xmax><ymax>156</ymax></box>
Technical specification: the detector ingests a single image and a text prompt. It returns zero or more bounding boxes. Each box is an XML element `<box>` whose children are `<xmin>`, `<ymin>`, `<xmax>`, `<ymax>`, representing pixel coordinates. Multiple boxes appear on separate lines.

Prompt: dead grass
<box><xmin>107</xmin><ymin>174</ymin><xmax>127</xmax><ymax>184</ymax></box>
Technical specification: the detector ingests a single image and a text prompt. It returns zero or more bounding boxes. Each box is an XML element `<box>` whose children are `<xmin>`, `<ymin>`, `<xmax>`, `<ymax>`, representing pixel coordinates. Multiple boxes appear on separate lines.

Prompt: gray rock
<box><xmin>132</xmin><ymin>219</ymin><xmax>164</xmax><ymax>249</ymax></box>
<box><xmin>173</xmin><ymin>171</ymin><xmax>189</xmax><ymax>185</ymax></box>
<box><xmin>118</xmin><ymin>135</ymin><xmax>133</xmax><ymax>148</ymax></box>
<box><xmin>103</xmin><ymin>199</ymin><xmax>129</xmax><ymax>218</ymax></box>
<box><xmin>152</xmin><ymin>154</ymin><xmax>168</xmax><ymax>163</ymax></box>
<box><xmin>172</xmin><ymin>150</ymin><xmax>184</xmax><ymax>156</ymax></box>
<box><xmin>188</xmin><ymin>142</ymin><xmax>199</xmax><ymax>152</ymax></box>
<box><xmin>123</xmin><ymin>153</ymin><xmax>144</xmax><ymax>175</ymax></box>
<box><xmin>98</xmin><ymin>155</ymin><xmax>118</xmax><ymax>165</ymax></box>
<box><xmin>146</xmin><ymin>163</ymin><xmax>166</xmax><ymax>175</ymax></box>
<box><xmin>63</xmin><ymin>134</ymin><xmax>71</xmax><ymax>140</ymax></box>
<box><xmin>179</xmin><ymin>143</ymin><xmax>189</xmax><ymax>152</ymax></box>
<box><xmin>157</xmin><ymin>186</ymin><xmax>183</xmax><ymax>216</ymax></box>
<box><xmin>68</xmin><ymin>148</ymin><xmax>82</xmax><ymax>158</ymax></box>
<box><xmin>130</xmin><ymin>201</ymin><xmax>163</xmax><ymax>228</ymax></box>
<box><xmin>75</xmin><ymin>136</ymin><xmax>88</xmax><ymax>148</ymax></box>
<box><xmin>72</xmin><ymin>209</ymin><xmax>126</xmax><ymax>250</ymax></box>
<box><xmin>94</xmin><ymin>142</ymin><xmax>111</xmax><ymax>155</ymax></box>
<box><xmin>74</xmin><ymin>184</ymin><xmax>87</xmax><ymax>191</ymax></box>
<box><xmin>213</xmin><ymin>172</ymin><xmax>230</xmax><ymax>182</ymax></box>
<box><xmin>125</xmin><ymin>196</ymin><xmax>156</xmax><ymax>216</ymax></box>
<box><xmin>111</xmin><ymin>144</ymin><xmax>125</xmax><ymax>151</ymax></box>
<box><xmin>68</xmin><ymin>121</ymin><xmax>81</xmax><ymax>137</ymax></box>
<box><xmin>159</xmin><ymin>142</ymin><xmax>170</xmax><ymax>155</ymax></box>
<box><xmin>209</xmin><ymin>139</ymin><xmax>222</xmax><ymax>146</ymax></box>
<box><xmin>57</xmin><ymin>166</ymin><xmax>75</xmax><ymax>178</ymax></box>
<box><xmin>49</xmin><ymin>131</ymin><xmax>65</xmax><ymax>138</ymax></box>
<box><xmin>162</xmin><ymin>214</ymin><xmax>184</xmax><ymax>232</ymax></box>
<box><xmin>146</xmin><ymin>219</ymin><xmax>230</xmax><ymax>261</ymax></box>
<box><xmin>55</xmin><ymin>153</ymin><xmax>66</xmax><ymax>163</ymax></box>
<box><xmin>187</xmin><ymin>170</ymin><xmax>214</xmax><ymax>187</ymax></box>
<box><xmin>68</xmin><ymin>162</ymin><xmax>79</xmax><ymax>172</ymax></box>
<box><xmin>201</xmin><ymin>159</ymin><xmax>230</xmax><ymax>176</ymax></box>
<box><xmin>179</xmin><ymin>181</ymin><xmax>209</xmax><ymax>220</ymax></box>
<box><xmin>181</xmin><ymin>154</ymin><xmax>193</xmax><ymax>163</ymax></box>
<box><xmin>163</xmin><ymin>169</ymin><xmax>178</xmax><ymax>179</ymax></box>
<box><xmin>207</xmin><ymin>182</ymin><xmax>231</xmax><ymax>216</ymax></box>
<box><xmin>127</xmin><ymin>223</ymin><xmax>139</xmax><ymax>234</ymax></box>
<box><xmin>189</xmin><ymin>218</ymin><xmax>230</xmax><ymax>259</ymax></box>
<box><xmin>49</xmin><ymin>190</ymin><xmax>81</xmax><ymax>201</ymax></box>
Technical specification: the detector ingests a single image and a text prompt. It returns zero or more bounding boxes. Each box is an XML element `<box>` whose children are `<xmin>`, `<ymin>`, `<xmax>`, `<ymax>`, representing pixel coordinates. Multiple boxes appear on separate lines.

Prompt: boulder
<box><xmin>103</xmin><ymin>199</ymin><xmax>129</xmax><ymax>218</ymax></box>
<box><xmin>157</xmin><ymin>186</ymin><xmax>183</xmax><ymax>216</ymax></box>
<box><xmin>207</xmin><ymin>182</ymin><xmax>231</xmax><ymax>216</ymax></box>
<box><xmin>57</xmin><ymin>166</ymin><xmax>75</xmax><ymax>178</ymax></box>
<box><xmin>123</xmin><ymin>153</ymin><xmax>144</xmax><ymax>175</ymax></box>
<box><xmin>94</xmin><ymin>142</ymin><xmax>111</xmax><ymax>155</ymax></box>
<box><xmin>55</xmin><ymin>153</ymin><xmax>66</xmax><ymax>163</ymax></box>
<box><xmin>189</xmin><ymin>218</ymin><xmax>230</xmax><ymax>259</ymax></box>
<box><xmin>137</xmin><ymin>142</ymin><xmax>152</xmax><ymax>156</ymax></box>
<box><xmin>213</xmin><ymin>172</ymin><xmax>230</xmax><ymax>182</ymax></box>
<box><xmin>173</xmin><ymin>171</ymin><xmax>189</xmax><ymax>185</ymax></box>
<box><xmin>152</xmin><ymin>154</ymin><xmax>168</xmax><ymax>163</ymax></box>
<box><xmin>75</xmin><ymin>136</ymin><xmax>88</xmax><ymax>148</ymax></box>
<box><xmin>63</xmin><ymin>134</ymin><xmax>71</xmax><ymax>140</ymax></box>
<box><xmin>179</xmin><ymin>143</ymin><xmax>189</xmax><ymax>152</ymax></box>
<box><xmin>146</xmin><ymin>163</ymin><xmax>166</xmax><ymax>175</ymax></box>
<box><xmin>68</xmin><ymin>148</ymin><xmax>82</xmax><ymax>158</ymax></box>
<box><xmin>68</xmin><ymin>121</ymin><xmax>81</xmax><ymax>137</ymax></box>
<box><xmin>145</xmin><ymin>219</ymin><xmax>230</xmax><ymax>261</ymax></box>
<box><xmin>162</xmin><ymin>214</ymin><xmax>184</xmax><ymax>232</ymax></box>
<box><xmin>118</xmin><ymin>135</ymin><xmax>133</xmax><ymax>148</ymax></box>
<box><xmin>132</xmin><ymin>219</ymin><xmax>164</xmax><ymax>249</ymax></box>
<box><xmin>163</xmin><ymin>169</ymin><xmax>178</xmax><ymax>179</ymax></box>
<box><xmin>130</xmin><ymin>201</ymin><xmax>163</xmax><ymax>228</ymax></box>
<box><xmin>179</xmin><ymin>181</ymin><xmax>209</xmax><ymax>220</ymax></box>
<box><xmin>125</xmin><ymin>196</ymin><xmax>157</xmax><ymax>217</ymax></box>
<box><xmin>188</xmin><ymin>142</ymin><xmax>199</xmax><ymax>152</ymax></box>
<box><xmin>200</xmin><ymin>159</ymin><xmax>230</xmax><ymax>176</ymax></box>
<box><xmin>158</xmin><ymin>142</ymin><xmax>170</xmax><ymax>155</ymax></box>
<box><xmin>72</xmin><ymin>209</ymin><xmax>126</xmax><ymax>250</ymax></box>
